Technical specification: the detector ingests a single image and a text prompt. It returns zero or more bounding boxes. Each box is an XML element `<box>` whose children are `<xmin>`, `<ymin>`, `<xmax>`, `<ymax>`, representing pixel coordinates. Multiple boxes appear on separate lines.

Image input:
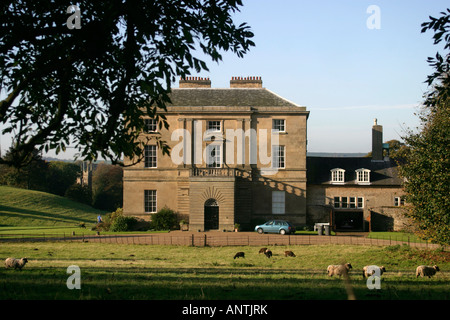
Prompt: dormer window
<box><xmin>331</xmin><ymin>168</ymin><xmax>345</xmax><ymax>184</ymax></box>
<box><xmin>356</xmin><ymin>168</ymin><xmax>371</xmax><ymax>184</ymax></box>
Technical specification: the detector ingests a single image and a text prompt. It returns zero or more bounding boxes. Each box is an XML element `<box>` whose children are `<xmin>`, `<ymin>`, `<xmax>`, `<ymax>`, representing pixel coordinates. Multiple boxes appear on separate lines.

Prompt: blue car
<box><xmin>254</xmin><ymin>220</ymin><xmax>296</xmax><ymax>235</ymax></box>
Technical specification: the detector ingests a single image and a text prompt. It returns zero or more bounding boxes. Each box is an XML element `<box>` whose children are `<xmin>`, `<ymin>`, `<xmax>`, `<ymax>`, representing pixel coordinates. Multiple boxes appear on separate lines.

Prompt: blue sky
<box><xmin>192</xmin><ymin>0</ymin><xmax>448</xmax><ymax>153</ymax></box>
<box><xmin>1</xmin><ymin>0</ymin><xmax>448</xmax><ymax>158</ymax></box>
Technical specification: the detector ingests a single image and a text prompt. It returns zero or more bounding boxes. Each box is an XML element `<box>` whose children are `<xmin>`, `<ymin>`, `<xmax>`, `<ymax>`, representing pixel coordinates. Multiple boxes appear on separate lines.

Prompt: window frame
<box><xmin>349</xmin><ymin>197</ymin><xmax>356</xmax><ymax>208</ymax></box>
<box><xmin>394</xmin><ymin>196</ymin><xmax>405</xmax><ymax>207</ymax></box>
<box><xmin>272</xmin><ymin>119</ymin><xmax>286</xmax><ymax>132</ymax></box>
<box><xmin>144</xmin><ymin>190</ymin><xmax>157</xmax><ymax>213</ymax></box>
<box><xmin>272</xmin><ymin>191</ymin><xmax>285</xmax><ymax>214</ymax></box>
<box><xmin>357</xmin><ymin>197</ymin><xmax>364</xmax><ymax>208</ymax></box>
<box><xmin>206</xmin><ymin>143</ymin><xmax>222</xmax><ymax>168</ymax></box>
<box><xmin>144</xmin><ymin>118</ymin><xmax>158</xmax><ymax>133</ymax></box>
<box><xmin>272</xmin><ymin>145</ymin><xmax>286</xmax><ymax>169</ymax></box>
<box><xmin>144</xmin><ymin>145</ymin><xmax>157</xmax><ymax>168</ymax></box>
<box><xmin>206</xmin><ymin>120</ymin><xmax>221</xmax><ymax>132</ymax></box>
<box><xmin>333</xmin><ymin>196</ymin><xmax>364</xmax><ymax>209</ymax></box>
<box><xmin>356</xmin><ymin>168</ymin><xmax>371</xmax><ymax>184</ymax></box>
<box><xmin>331</xmin><ymin>168</ymin><xmax>345</xmax><ymax>184</ymax></box>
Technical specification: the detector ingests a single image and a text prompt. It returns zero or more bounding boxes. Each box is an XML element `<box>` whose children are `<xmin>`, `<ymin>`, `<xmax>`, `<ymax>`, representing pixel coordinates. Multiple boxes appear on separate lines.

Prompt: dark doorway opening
<box><xmin>370</xmin><ymin>211</ymin><xmax>394</xmax><ymax>231</ymax></box>
<box><xmin>204</xmin><ymin>199</ymin><xmax>219</xmax><ymax>230</ymax></box>
<box><xmin>335</xmin><ymin>211</ymin><xmax>363</xmax><ymax>231</ymax></box>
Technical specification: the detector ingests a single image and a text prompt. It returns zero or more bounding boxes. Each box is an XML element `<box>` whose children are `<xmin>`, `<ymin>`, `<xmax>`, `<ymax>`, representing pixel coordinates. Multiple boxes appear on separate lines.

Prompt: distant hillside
<box><xmin>0</xmin><ymin>186</ymin><xmax>107</xmax><ymax>227</ymax></box>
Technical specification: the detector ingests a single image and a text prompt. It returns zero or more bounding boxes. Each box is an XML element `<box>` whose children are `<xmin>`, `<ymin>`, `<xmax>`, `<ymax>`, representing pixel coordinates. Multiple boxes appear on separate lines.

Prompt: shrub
<box><xmin>91</xmin><ymin>221</ymin><xmax>110</xmax><ymax>232</ymax></box>
<box><xmin>151</xmin><ymin>206</ymin><xmax>178</xmax><ymax>230</ymax></box>
<box><xmin>91</xmin><ymin>208</ymin><xmax>133</xmax><ymax>232</ymax></box>
<box><xmin>110</xmin><ymin>215</ymin><xmax>137</xmax><ymax>232</ymax></box>
<box><xmin>65</xmin><ymin>183</ymin><xmax>92</xmax><ymax>205</ymax></box>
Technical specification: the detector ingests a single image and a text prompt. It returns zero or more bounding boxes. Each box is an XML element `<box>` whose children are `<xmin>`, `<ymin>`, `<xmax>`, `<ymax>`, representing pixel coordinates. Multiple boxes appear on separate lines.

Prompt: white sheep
<box><xmin>416</xmin><ymin>265</ymin><xmax>440</xmax><ymax>278</ymax></box>
<box><xmin>327</xmin><ymin>263</ymin><xmax>352</xmax><ymax>277</ymax></box>
<box><xmin>5</xmin><ymin>257</ymin><xmax>28</xmax><ymax>271</ymax></box>
<box><xmin>362</xmin><ymin>265</ymin><xmax>386</xmax><ymax>278</ymax></box>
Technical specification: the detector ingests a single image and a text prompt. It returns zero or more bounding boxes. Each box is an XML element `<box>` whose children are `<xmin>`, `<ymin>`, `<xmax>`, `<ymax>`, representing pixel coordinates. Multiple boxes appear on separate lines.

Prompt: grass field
<box><xmin>0</xmin><ymin>242</ymin><xmax>448</xmax><ymax>300</ymax></box>
<box><xmin>1</xmin><ymin>186</ymin><xmax>448</xmax><ymax>301</ymax></box>
<box><xmin>0</xmin><ymin>186</ymin><xmax>106</xmax><ymax>228</ymax></box>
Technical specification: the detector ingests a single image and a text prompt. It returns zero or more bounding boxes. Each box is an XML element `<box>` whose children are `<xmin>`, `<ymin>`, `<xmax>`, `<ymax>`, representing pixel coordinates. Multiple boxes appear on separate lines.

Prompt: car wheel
<box><xmin>280</xmin><ymin>229</ymin><xmax>286</xmax><ymax>235</ymax></box>
<box><xmin>257</xmin><ymin>228</ymin><xmax>264</xmax><ymax>234</ymax></box>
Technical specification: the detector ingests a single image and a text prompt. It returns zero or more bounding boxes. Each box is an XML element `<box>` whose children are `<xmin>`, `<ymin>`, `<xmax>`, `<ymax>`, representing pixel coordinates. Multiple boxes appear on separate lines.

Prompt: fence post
<box><xmin>204</xmin><ymin>234</ymin><xmax>207</xmax><ymax>247</ymax></box>
<box><xmin>191</xmin><ymin>234</ymin><xmax>194</xmax><ymax>246</ymax></box>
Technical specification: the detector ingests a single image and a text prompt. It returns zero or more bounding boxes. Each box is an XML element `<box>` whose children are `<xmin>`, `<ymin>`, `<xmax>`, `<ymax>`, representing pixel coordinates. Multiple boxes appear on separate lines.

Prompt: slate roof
<box><xmin>167</xmin><ymin>88</ymin><xmax>305</xmax><ymax>108</ymax></box>
<box><xmin>306</xmin><ymin>157</ymin><xmax>403</xmax><ymax>186</ymax></box>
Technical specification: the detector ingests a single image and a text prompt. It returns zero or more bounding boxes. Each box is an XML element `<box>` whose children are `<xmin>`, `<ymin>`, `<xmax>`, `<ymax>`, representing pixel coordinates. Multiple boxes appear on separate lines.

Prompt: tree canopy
<box><xmin>0</xmin><ymin>0</ymin><xmax>254</xmax><ymax>167</ymax></box>
<box><xmin>400</xmin><ymin>9</ymin><xmax>450</xmax><ymax>245</ymax></box>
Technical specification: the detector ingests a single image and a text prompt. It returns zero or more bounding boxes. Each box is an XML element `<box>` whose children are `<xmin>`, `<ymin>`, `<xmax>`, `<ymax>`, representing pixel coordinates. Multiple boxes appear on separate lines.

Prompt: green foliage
<box><xmin>64</xmin><ymin>183</ymin><xmax>92</xmax><ymax>205</ymax></box>
<box><xmin>0</xmin><ymin>150</ymin><xmax>80</xmax><ymax>197</ymax></box>
<box><xmin>150</xmin><ymin>206</ymin><xmax>178</xmax><ymax>231</ymax></box>
<box><xmin>92</xmin><ymin>163</ymin><xmax>123</xmax><ymax>211</ymax></box>
<box><xmin>0</xmin><ymin>0</ymin><xmax>254</xmax><ymax>167</ymax></box>
<box><xmin>399</xmin><ymin>10</ymin><xmax>450</xmax><ymax>246</ymax></box>
<box><xmin>0</xmin><ymin>148</ymin><xmax>48</xmax><ymax>190</ymax></box>
<box><xmin>45</xmin><ymin>161</ymin><xmax>80</xmax><ymax>196</ymax></box>
<box><xmin>95</xmin><ymin>208</ymin><xmax>149</xmax><ymax>232</ymax></box>
<box><xmin>110</xmin><ymin>215</ymin><xmax>137</xmax><ymax>232</ymax></box>
<box><xmin>365</xmin><ymin>139</ymin><xmax>407</xmax><ymax>162</ymax></box>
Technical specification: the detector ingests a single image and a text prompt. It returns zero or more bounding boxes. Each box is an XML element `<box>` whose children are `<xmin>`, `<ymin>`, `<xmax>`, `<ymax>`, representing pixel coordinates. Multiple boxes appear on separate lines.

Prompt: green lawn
<box><xmin>367</xmin><ymin>231</ymin><xmax>428</xmax><ymax>243</ymax></box>
<box><xmin>0</xmin><ymin>242</ymin><xmax>448</xmax><ymax>300</ymax></box>
<box><xmin>0</xmin><ymin>186</ymin><xmax>106</xmax><ymax>228</ymax></box>
<box><xmin>1</xmin><ymin>186</ymin><xmax>448</xmax><ymax>301</ymax></box>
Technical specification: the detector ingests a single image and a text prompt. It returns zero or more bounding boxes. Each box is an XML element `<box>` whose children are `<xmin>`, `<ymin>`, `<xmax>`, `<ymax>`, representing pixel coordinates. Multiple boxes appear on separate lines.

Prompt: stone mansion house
<box><xmin>122</xmin><ymin>77</ymin><xmax>407</xmax><ymax>232</ymax></box>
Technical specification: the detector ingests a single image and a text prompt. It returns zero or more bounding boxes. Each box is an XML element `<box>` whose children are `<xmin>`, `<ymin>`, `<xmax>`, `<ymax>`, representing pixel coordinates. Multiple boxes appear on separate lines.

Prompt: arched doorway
<box><xmin>204</xmin><ymin>198</ymin><xmax>219</xmax><ymax>230</ymax></box>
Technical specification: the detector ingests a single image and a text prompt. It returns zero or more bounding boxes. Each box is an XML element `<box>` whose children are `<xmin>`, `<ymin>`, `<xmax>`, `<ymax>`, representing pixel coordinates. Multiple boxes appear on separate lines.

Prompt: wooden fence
<box><xmin>0</xmin><ymin>232</ymin><xmax>446</xmax><ymax>250</ymax></box>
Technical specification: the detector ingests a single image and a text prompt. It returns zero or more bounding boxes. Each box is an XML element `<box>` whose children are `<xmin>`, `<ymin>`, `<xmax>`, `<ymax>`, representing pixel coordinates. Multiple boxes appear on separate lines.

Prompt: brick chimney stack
<box><xmin>371</xmin><ymin>118</ymin><xmax>383</xmax><ymax>162</ymax></box>
<box><xmin>179</xmin><ymin>76</ymin><xmax>211</xmax><ymax>88</ymax></box>
<box><xmin>230</xmin><ymin>76</ymin><xmax>262</xmax><ymax>88</ymax></box>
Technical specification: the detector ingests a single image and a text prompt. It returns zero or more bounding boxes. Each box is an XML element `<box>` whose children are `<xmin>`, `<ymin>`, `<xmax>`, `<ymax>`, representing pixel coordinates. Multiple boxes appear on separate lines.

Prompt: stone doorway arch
<box><xmin>204</xmin><ymin>198</ymin><xmax>219</xmax><ymax>230</ymax></box>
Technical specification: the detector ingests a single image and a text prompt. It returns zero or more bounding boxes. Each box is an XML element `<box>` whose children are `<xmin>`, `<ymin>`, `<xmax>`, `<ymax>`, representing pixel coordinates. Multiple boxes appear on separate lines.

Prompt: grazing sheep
<box><xmin>416</xmin><ymin>265</ymin><xmax>440</xmax><ymax>278</ymax></box>
<box><xmin>233</xmin><ymin>252</ymin><xmax>245</xmax><ymax>259</ymax></box>
<box><xmin>327</xmin><ymin>263</ymin><xmax>352</xmax><ymax>277</ymax></box>
<box><xmin>5</xmin><ymin>257</ymin><xmax>28</xmax><ymax>271</ymax></box>
<box><xmin>259</xmin><ymin>247</ymin><xmax>268</xmax><ymax>254</ymax></box>
<box><xmin>284</xmin><ymin>250</ymin><xmax>296</xmax><ymax>257</ymax></box>
<box><xmin>362</xmin><ymin>265</ymin><xmax>386</xmax><ymax>278</ymax></box>
<box><xmin>264</xmin><ymin>249</ymin><xmax>272</xmax><ymax>258</ymax></box>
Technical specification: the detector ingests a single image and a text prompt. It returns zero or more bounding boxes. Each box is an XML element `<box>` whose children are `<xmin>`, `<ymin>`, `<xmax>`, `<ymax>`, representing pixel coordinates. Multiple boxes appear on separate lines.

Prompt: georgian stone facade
<box><xmin>123</xmin><ymin>77</ymin><xmax>309</xmax><ymax>231</ymax></box>
<box><xmin>123</xmin><ymin>77</ymin><xmax>407</xmax><ymax>232</ymax></box>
